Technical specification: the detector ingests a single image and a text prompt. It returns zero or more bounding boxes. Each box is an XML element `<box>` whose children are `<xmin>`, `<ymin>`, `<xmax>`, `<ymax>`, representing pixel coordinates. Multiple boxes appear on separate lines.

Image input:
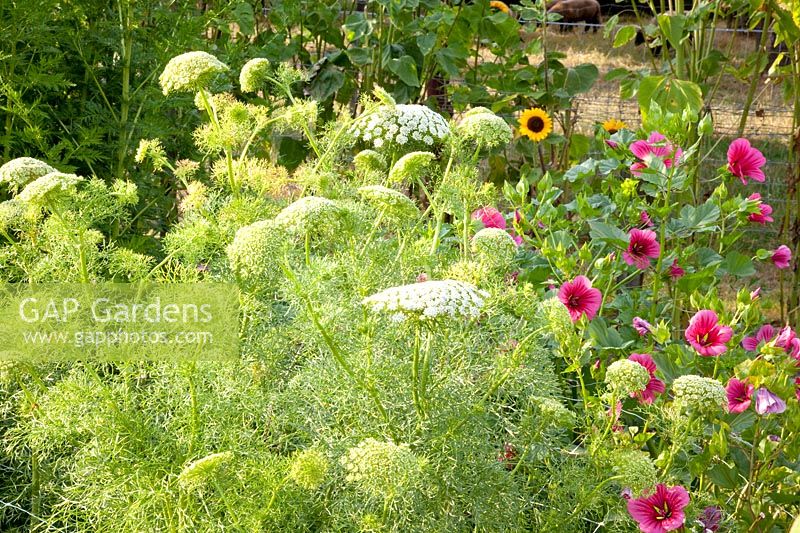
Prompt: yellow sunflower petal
<box><xmin>602</xmin><ymin>118</ymin><xmax>628</xmax><ymax>134</ymax></box>
<box><xmin>490</xmin><ymin>0</ymin><xmax>511</xmax><ymax>14</ymax></box>
<box><xmin>518</xmin><ymin>108</ymin><xmax>553</xmax><ymax>142</ymax></box>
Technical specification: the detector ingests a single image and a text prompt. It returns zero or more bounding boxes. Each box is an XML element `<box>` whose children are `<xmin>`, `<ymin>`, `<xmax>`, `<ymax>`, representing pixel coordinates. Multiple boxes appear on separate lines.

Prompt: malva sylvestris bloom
<box><xmin>684</xmin><ymin>310</ymin><xmax>733</xmax><ymax>357</ymax></box>
<box><xmin>669</xmin><ymin>259</ymin><xmax>685</xmax><ymax>279</ymax></box>
<box><xmin>518</xmin><ymin>108</ymin><xmax>552</xmax><ymax>142</ymax></box>
<box><xmin>472</xmin><ymin>206</ymin><xmax>506</xmax><ymax>230</ymax></box>
<box><xmin>775</xmin><ymin>325</ymin><xmax>796</xmax><ymax>350</ymax></box>
<box><xmin>771</xmin><ymin>245</ymin><xmax>792</xmax><ymax>269</ymax></box>
<box><xmin>629</xmin><ymin>132</ymin><xmax>682</xmax><ymax>176</ymax></box>
<box><xmin>558</xmin><ymin>275</ymin><xmax>602</xmax><ymax>322</ymax></box>
<box><xmin>628</xmin><ymin>353</ymin><xmax>665</xmax><ymax>404</ymax></box>
<box><xmin>754</xmin><ymin>387</ymin><xmax>786</xmax><ymax>415</ymax></box>
<box><xmin>698</xmin><ymin>506</ymin><xmax>722</xmax><ymax>532</ymax></box>
<box><xmin>640</xmin><ymin>210</ymin><xmax>653</xmax><ymax>227</ymax></box>
<box><xmin>747</xmin><ymin>193</ymin><xmax>774</xmax><ymax>224</ymax></box>
<box><xmin>727</xmin><ymin>138</ymin><xmax>766</xmax><ymax>185</ymax></box>
<box><xmin>741</xmin><ymin>324</ymin><xmax>775</xmax><ymax>351</ymax></box>
<box><xmin>623</xmin><ymin>228</ymin><xmax>660</xmax><ymax>269</ymax></box>
<box><xmin>726</xmin><ymin>378</ymin><xmax>754</xmax><ymax>413</ymax></box>
<box><xmin>632</xmin><ymin>316</ymin><xmax>653</xmax><ymax>336</ymax></box>
<box><xmin>627</xmin><ymin>483</ymin><xmax>690</xmax><ymax>533</ymax></box>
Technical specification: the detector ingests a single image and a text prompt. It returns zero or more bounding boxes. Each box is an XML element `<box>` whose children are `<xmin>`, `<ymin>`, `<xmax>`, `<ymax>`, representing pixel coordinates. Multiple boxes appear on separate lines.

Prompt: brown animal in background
<box><xmin>547</xmin><ymin>0</ymin><xmax>601</xmax><ymax>33</ymax></box>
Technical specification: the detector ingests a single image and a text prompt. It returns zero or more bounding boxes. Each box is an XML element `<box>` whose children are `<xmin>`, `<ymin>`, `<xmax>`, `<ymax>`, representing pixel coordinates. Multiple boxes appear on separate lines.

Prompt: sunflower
<box><xmin>518</xmin><ymin>108</ymin><xmax>552</xmax><ymax>142</ymax></box>
<box><xmin>490</xmin><ymin>1</ymin><xmax>511</xmax><ymax>14</ymax></box>
<box><xmin>602</xmin><ymin>118</ymin><xmax>628</xmax><ymax>134</ymax></box>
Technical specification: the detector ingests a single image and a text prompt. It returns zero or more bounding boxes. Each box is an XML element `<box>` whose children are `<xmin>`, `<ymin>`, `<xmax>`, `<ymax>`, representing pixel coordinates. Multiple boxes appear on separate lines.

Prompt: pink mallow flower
<box><xmin>754</xmin><ymin>387</ymin><xmax>786</xmax><ymax>415</ymax></box>
<box><xmin>629</xmin><ymin>132</ymin><xmax>682</xmax><ymax>176</ymax></box>
<box><xmin>558</xmin><ymin>276</ymin><xmax>602</xmax><ymax>323</ymax></box>
<box><xmin>726</xmin><ymin>378</ymin><xmax>754</xmax><ymax>413</ymax></box>
<box><xmin>632</xmin><ymin>317</ymin><xmax>653</xmax><ymax>336</ymax></box>
<box><xmin>640</xmin><ymin>210</ymin><xmax>654</xmax><ymax>227</ymax></box>
<box><xmin>741</xmin><ymin>324</ymin><xmax>775</xmax><ymax>351</ymax></box>
<box><xmin>623</xmin><ymin>228</ymin><xmax>660</xmax><ymax>269</ymax></box>
<box><xmin>627</xmin><ymin>484</ymin><xmax>690</xmax><ymax>533</ymax></box>
<box><xmin>747</xmin><ymin>193</ymin><xmax>773</xmax><ymax>224</ymax></box>
<box><xmin>771</xmin><ymin>245</ymin><xmax>792</xmax><ymax>269</ymax></box>
<box><xmin>697</xmin><ymin>506</ymin><xmax>722</xmax><ymax>532</ymax></box>
<box><xmin>684</xmin><ymin>310</ymin><xmax>733</xmax><ymax>357</ymax></box>
<box><xmin>669</xmin><ymin>259</ymin><xmax>685</xmax><ymax>279</ymax></box>
<box><xmin>628</xmin><ymin>353</ymin><xmax>665</xmax><ymax>404</ymax></box>
<box><xmin>472</xmin><ymin>206</ymin><xmax>506</xmax><ymax>229</ymax></box>
<box><xmin>775</xmin><ymin>326</ymin><xmax>796</xmax><ymax>350</ymax></box>
<box><xmin>795</xmin><ymin>377</ymin><xmax>800</xmax><ymax>402</ymax></box>
<box><xmin>788</xmin><ymin>338</ymin><xmax>800</xmax><ymax>361</ymax></box>
<box><xmin>727</xmin><ymin>138</ymin><xmax>766</xmax><ymax>185</ymax></box>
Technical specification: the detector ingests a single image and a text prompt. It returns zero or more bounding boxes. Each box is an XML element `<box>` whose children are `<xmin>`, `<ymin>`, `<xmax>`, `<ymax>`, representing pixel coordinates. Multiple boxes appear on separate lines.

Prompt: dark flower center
<box><xmin>568</xmin><ymin>295</ymin><xmax>581</xmax><ymax>308</ymax></box>
<box><xmin>607</xmin><ymin>127</ymin><xmax>619</xmax><ymax>134</ymax></box>
<box><xmin>527</xmin><ymin>116</ymin><xmax>545</xmax><ymax>133</ymax></box>
<box><xmin>655</xmin><ymin>504</ymin><xmax>672</xmax><ymax>520</ymax></box>
<box><xmin>697</xmin><ymin>332</ymin><xmax>713</xmax><ymax>346</ymax></box>
<box><xmin>630</xmin><ymin>242</ymin><xmax>643</xmax><ymax>255</ymax></box>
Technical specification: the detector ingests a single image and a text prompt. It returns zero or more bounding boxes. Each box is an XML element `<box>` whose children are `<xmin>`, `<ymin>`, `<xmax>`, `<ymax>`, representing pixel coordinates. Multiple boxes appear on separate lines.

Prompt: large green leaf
<box><xmin>613</xmin><ymin>25</ymin><xmax>637</xmax><ymax>48</ymax></box>
<box><xmin>637</xmin><ymin>75</ymin><xmax>703</xmax><ymax>119</ymax></box>
<box><xmin>588</xmin><ymin>220</ymin><xmax>627</xmax><ymax>247</ymax></box>
<box><xmin>719</xmin><ymin>251</ymin><xmax>756</xmax><ymax>278</ymax></box>
<box><xmin>231</xmin><ymin>2</ymin><xmax>255</xmax><ymax>36</ymax></box>
<box><xmin>387</xmin><ymin>56</ymin><xmax>420</xmax><ymax>87</ymax></box>
<box><xmin>561</xmin><ymin>64</ymin><xmax>599</xmax><ymax>96</ymax></box>
<box><xmin>657</xmin><ymin>13</ymin><xmax>687</xmax><ymax>51</ymax></box>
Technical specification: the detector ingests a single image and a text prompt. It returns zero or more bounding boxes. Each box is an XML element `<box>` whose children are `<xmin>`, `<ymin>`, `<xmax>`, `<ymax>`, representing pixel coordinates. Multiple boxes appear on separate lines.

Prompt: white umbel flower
<box><xmin>471</xmin><ymin>227</ymin><xmax>517</xmax><ymax>266</ymax></box>
<box><xmin>274</xmin><ymin>196</ymin><xmax>340</xmax><ymax>237</ymax></box>
<box><xmin>353</xmin><ymin>104</ymin><xmax>449</xmax><ymax>152</ymax></box>
<box><xmin>605</xmin><ymin>359</ymin><xmax>650</xmax><ymax>396</ymax></box>
<box><xmin>239</xmin><ymin>57</ymin><xmax>271</xmax><ymax>93</ymax></box>
<box><xmin>456</xmin><ymin>109</ymin><xmax>513</xmax><ymax>152</ymax></box>
<box><xmin>339</xmin><ymin>438</ymin><xmax>424</xmax><ymax>498</ymax></box>
<box><xmin>363</xmin><ymin>279</ymin><xmax>488</xmax><ymax>321</ymax></box>
<box><xmin>17</xmin><ymin>171</ymin><xmax>82</xmax><ymax>205</ymax></box>
<box><xmin>0</xmin><ymin>157</ymin><xmax>57</xmax><ymax>192</ymax></box>
<box><xmin>672</xmin><ymin>375</ymin><xmax>726</xmax><ymax>412</ymax></box>
<box><xmin>227</xmin><ymin>220</ymin><xmax>285</xmax><ymax>290</ymax></box>
<box><xmin>387</xmin><ymin>151</ymin><xmax>435</xmax><ymax>184</ymax></box>
<box><xmin>357</xmin><ymin>185</ymin><xmax>419</xmax><ymax>220</ymax></box>
<box><xmin>159</xmin><ymin>51</ymin><xmax>229</xmax><ymax>95</ymax></box>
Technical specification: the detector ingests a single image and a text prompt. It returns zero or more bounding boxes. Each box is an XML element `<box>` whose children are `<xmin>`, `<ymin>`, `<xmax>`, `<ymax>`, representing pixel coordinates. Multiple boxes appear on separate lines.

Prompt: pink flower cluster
<box><xmin>726</xmin><ymin>378</ymin><xmax>786</xmax><ymax>415</ymax></box>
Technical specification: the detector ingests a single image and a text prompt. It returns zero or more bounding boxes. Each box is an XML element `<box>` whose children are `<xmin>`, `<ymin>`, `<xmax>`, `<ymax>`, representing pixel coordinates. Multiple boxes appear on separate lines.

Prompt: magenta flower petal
<box><xmin>623</xmin><ymin>228</ymin><xmax>660</xmax><ymax>270</ymax></box>
<box><xmin>726</xmin><ymin>378</ymin><xmax>754</xmax><ymax>413</ymax></box>
<box><xmin>742</xmin><ymin>324</ymin><xmax>776</xmax><ymax>351</ymax></box>
<box><xmin>471</xmin><ymin>206</ymin><xmax>506</xmax><ymax>230</ymax></box>
<box><xmin>632</xmin><ymin>317</ymin><xmax>653</xmax><ymax>336</ymax></box>
<box><xmin>627</xmin><ymin>484</ymin><xmax>690</xmax><ymax>533</ymax></box>
<box><xmin>771</xmin><ymin>245</ymin><xmax>792</xmax><ymax>269</ymax></box>
<box><xmin>669</xmin><ymin>259</ymin><xmax>685</xmax><ymax>279</ymax></box>
<box><xmin>630</xmin><ymin>140</ymin><xmax>653</xmax><ymax>160</ymax></box>
<box><xmin>728</xmin><ymin>138</ymin><xmax>766</xmax><ymax>184</ymax></box>
<box><xmin>558</xmin><ymin>276</ymin><xmax>602</xmax><ymax>323</ymax></box>
<box><xmin>747</xmin><ymin>193</ymin><xmax>774</xmax><ymax>224</ymax></box>
<box><xmin>685</xmin><ymin>310</ymin><xmax>732</xmax><ymax>357</ymax></box>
